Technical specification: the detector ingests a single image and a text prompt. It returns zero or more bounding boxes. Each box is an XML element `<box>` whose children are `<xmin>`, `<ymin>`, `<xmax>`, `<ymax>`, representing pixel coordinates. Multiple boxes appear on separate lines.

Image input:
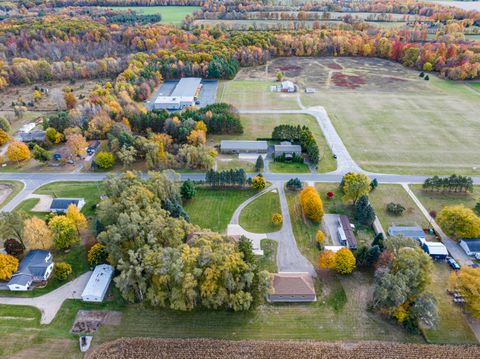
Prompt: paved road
<box><xmin>0</xmin><ymin>271</ymin><xmax>92</xmax><ymax>324</ymax></box>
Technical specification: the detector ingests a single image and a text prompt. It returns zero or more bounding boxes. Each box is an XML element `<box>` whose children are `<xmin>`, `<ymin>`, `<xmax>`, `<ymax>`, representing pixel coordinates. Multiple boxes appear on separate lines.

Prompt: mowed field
<box><xmin>208</xmin><ymin>113</ymin><xmax>337</xmax><ymax>173</ymax></box>
<box><xmin>102</xmin><ymin>6</ymin><xmax>200</xmax><ymax>24</ymax></box>
<box><xmin>229</xmin><ymin>57</ymin><xmax>480</xmax><ymax>175</ymax></box>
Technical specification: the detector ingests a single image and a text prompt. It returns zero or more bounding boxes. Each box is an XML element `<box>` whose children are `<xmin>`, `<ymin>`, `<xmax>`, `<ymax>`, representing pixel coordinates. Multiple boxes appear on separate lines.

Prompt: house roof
<box><xmin>387</xmin><ymin>226</ymin><xmax>425</xmax><ymax>239</ymax></box>
<box><xmin>461</xmin><ymin>238</ymin><xmax>480</xmax><ymax>252</ymax></box>
<box><xmin>50</xmin><ymin>198</ymin><xmax>83</xmax><ymax>210</ymax></box>
<box><xmin>271</xmin><ymin>272</ymin><xmax>315</xmax><ymax>296</ymax></box>
<box><xmin>274</xmin><ymin>144</ymin><xmax>302</xmax><ymax>153</ymax></box>
<box><xmin>339</xmin><ymin>215</ymin><xmax>357</xmax><ymax>248</ymax></box>
<box><xmin>81</xmin><ymin>264</ymin><xmax>114</xmax><ymax>299</ymax></box>
<box><xmin>14</xmin><ymin>130</ymin><xmax>46</xmax><ymax>142</ymax></box>
<box><xmin>8</xmin><ymin>250</ymin><xmax>52</xmax><ymax>287</ymax></box>
<box><xmin>171</xmin><ymin>78</ymin><xmax>201</xmax><ymax>98</ymax></box>
<box><xmin>423</xmin><ymin>242</ymin><xmax>448</xmax><ymax>256</ymax></box>
<box><xmin>220</xmin><ymin>140</ymin><xmax>268</xmax><ymax>151</ymax></box>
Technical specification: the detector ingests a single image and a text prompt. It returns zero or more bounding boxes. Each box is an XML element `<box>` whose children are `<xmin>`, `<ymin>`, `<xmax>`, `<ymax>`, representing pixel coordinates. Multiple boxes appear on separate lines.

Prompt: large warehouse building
<box><xmin>154</xmin><ymin>77</ymin><xmax>202</xmax><ymax>110</ymax></box>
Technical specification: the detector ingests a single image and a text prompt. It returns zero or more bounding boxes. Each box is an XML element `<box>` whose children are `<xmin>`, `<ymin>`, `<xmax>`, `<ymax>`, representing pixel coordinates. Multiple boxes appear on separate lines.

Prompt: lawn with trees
<box><xmin>239</xmin><ymin>191</ymin><xmax>281</xmax><ymax>233</ymax></box>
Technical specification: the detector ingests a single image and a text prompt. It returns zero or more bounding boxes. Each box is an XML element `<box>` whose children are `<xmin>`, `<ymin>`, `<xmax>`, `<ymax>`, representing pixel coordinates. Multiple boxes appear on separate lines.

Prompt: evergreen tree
<box><xmin>180</xmin><ymin>180</ymin><xmax>196</xmax><ymax>200</ymax></box>
<box><xmin>355</xmin><ymin>195</ymin><xmax>376</xmax><ymax>226</ymax></box>
<box><xmin>366</xmin><ymin>245</ymin><xmax>381</xmax><ymax>265</ymax></box>
<box><xmin>372</xmin><ymin>233</ymin><xmax>385</xmax><ymax>251</ymax></box>
<box><xmin>254</xmin><ymin>155</ymin><xmax>264</xmax><ymax>172</ymax></box>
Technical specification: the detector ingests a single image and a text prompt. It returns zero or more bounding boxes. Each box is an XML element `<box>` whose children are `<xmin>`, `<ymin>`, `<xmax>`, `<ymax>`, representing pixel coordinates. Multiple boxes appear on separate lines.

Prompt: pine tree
<box><xmin>372</xmin><ymin>233</ymin><xmax>385</xmax><ymax>251</ymax></box>
<box><xmin>255</xmin><ymin>155</ymin><xmax>264</xmax><ymax>172</ymax></box>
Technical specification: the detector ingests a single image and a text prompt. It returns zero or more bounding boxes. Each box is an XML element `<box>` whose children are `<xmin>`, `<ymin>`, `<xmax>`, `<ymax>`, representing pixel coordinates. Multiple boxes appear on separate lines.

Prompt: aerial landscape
<box><xmin>0</xmin><ymin>0</ymin><xmax>479</xmax><ymax>358</ymax></box>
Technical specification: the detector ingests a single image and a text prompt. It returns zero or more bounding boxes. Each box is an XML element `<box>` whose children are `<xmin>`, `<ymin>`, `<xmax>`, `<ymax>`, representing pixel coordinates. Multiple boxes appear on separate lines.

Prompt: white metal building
<box><xmin>81</xmin><ymin>264</ymin><xmax>114</xmax><ymax>302</ymax></box>
<box><xmin>154</xmin><ymin>78</ymin><xmax>202</xmax><ymax>110</ymax></box>
<box><xmin>220</xmin><ymin>140</ymin><xmax>268</xmax><ymax>154</ymax></box>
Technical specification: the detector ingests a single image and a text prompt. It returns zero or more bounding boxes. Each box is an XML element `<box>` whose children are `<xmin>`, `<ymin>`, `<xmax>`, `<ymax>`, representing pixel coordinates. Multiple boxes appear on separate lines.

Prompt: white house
<box><xmin>81</xmin><ymin>264</ymin><xmax>114</xmax><ymax>302</ymax></box>
<box><xmin>50</xmin><ymin>198</ymin><xmax>85</xmax><ymax>214</ymax></box>
<box><xmin>280</xmin><ymin>80</ymin><xmax>296</xmax><ymax>93</ymax></box>
<box><xmin>7</xmin><ymin>250</ymin><xmax>54</xmax><ymax>291</ymax></box>
<box><xmin>460</xmin><ymin>239</ymin><xmax>480</xmax><ymax>256</ymax></box>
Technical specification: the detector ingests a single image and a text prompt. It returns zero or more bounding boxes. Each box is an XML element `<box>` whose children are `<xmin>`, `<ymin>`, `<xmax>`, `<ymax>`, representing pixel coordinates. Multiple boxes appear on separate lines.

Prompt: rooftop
<box><xmin>461</xmin><ymin>238</ymin><xmax>480</xmax><ymax>252</ymax></box>
<box><xmin>171</xmin><ymin>78</ymin><xmax>202</xmax><ymax>98</ymax></box>
<box><xmin>271</xmin><ymin>272</ymin><xmax>315</xmax><ymax>296</ymax></box>
<box><xmin>81</xmin><ymin>264</ymin><xmax>114</xmax><ymax>298</ymax></box>
<box><xmin>339</xmin><ymin>215</ymin><xmax>357</xmax><ymax>249</ymax></box>
<box><xmin>220</xmin><ymin>140</ymin><xmax>268</xmax><ymax>151</ymax></box>
<box><xmin>50</xmin><ymin>198</ymin><xmax>83</xmax><ymax>210</ymax></box>
<box><xmin>423</xmin><ymin>241</ymin><xmax>448</xmax><ymax>256</ymax></box>
<box><xmin>274</xmin><ymin>144</ymin><xmax>302</xmax><ymax>152</ymax></box>
<box><xmin>8</xmin><ymin>250</ymin><xmax>52</xmax><ymax>287</ymax></box>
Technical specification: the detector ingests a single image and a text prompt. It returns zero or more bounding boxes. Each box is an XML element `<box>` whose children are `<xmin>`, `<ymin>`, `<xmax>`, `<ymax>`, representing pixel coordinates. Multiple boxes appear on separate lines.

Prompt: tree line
<box><xmin>422</xmin><ymin>175</ymin><xmax>473</xmax><ymax>193</ymax></box>
<box><xmin>205</xmin><ymin>169</ymin><xmax>247</xmax><ymax>187</ymax></box>
<box><xmin>271</xmin><ymin>125</ymin><xmax>320</xmax><ymax>165</ymax></box>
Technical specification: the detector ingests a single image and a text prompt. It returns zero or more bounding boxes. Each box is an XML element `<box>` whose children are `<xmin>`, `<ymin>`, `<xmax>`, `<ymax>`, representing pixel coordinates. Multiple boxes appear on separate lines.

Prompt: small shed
<box><xmin>421</xmin><ymin>241</ymin><xmax>448</xmax><ymax>260</ymax></box>
<box><xmin>50</xmin><ymin>198</ymin><xmax>85</xmax><ymax>214</ymax></box>
<box><xmin>267</xmin><ymin>272</ymin><xmax>316</xmax><ymax>303</ymax></box>
<box><xmin>459</xmin><ymin>238</ymin><xmax>480</xmax><ymax>256</ymax></box>
<box><xmin>81</xmin><ymin>264</ymin><xmax>114</xmax><ymax>303</ymax></box>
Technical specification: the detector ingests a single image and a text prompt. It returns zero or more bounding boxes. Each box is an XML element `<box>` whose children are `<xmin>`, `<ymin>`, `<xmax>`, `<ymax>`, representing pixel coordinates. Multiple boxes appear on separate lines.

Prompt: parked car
<box><xmin>53</xmin><ymin>153</ymin><xmax>62</xmax><ymax>161</ymax></box>
<box><xmin>447</xmin><ymin>257</ymin><xmax>460</xmax><ymax>270</ymax></box>
<box><xmin>475</xmin><ymin>253</ymin><xmax>480</xmax><ymax>260</ymax></box>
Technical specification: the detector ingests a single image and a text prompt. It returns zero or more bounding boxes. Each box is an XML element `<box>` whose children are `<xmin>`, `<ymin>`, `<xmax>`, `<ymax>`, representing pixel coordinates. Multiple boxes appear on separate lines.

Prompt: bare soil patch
<box><xmin>87</xmin><ymin>338</ymin><xmax>480</xmax><ymax>359</ymax></box>
<box><xmin>72</xmin><ymin>310</ymin><xmax>122</xmax><ymax>334</ymax></box>
<box><xmin>332</xmin><ymin>72</ymin><xmax>366</xmax><ymax>89</ymax></box>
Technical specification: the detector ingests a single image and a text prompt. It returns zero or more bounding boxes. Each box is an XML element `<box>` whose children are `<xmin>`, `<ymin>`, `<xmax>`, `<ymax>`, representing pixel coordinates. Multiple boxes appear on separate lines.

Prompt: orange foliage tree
<box><xmin>7</xmin><ymin>141</ymin><xmax>30</xmax><ymax>163</ymax></box>
<box><xmin>299</xmin><ymin>186</ymin><xmax>324</xmax><ymax>222</ymax></box>
<box><xmin>318</xmin><ymin>250</ymin><xmax>336</xmax><ymax>269</ymax></box>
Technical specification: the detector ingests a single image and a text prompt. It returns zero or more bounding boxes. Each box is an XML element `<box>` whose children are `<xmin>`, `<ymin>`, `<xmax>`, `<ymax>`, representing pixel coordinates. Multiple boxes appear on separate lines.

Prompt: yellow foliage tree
<box><xmin>24</xmin><ymin>217</ymin><xmax>53</xmax><ymax>250</ymax></box>
<box><xmin>299</xmin><ymin>186</ymin><xmax>324</xmax><ymax>222</ymax></box>
<box><xmin>335</xmin><ymin>247</ymin><xmax>356</xmax><ymax>275</ymax></box>
<box><xmin>252</xmin><ymin>176</ymin><xmax>266</xmax><ymax>190</ymax></box>
<box><xmin>66</xmin><ymin>133</ymin><xmax>88</xmax><ymax>158</ymax></box>
<box><xmin>187</xmin><ymin>129</ymin><xmax>206</xmax><ymax>146</ymax></box>
<box><xmin>272</xmin><ymin>213</ymin><xmax>283</xmax><ymax>224</ymax></box>
<box><xmin>66</xmin><ymin>204</ymin><xmax>88</xmax><ymax>234</ymax></box>
<box><xmin>7</xmin><ymin>141</ymin><xmax>30</xmax><ymax>163</ymax></box>
<box><xmin>319</xmin><ymin>250</ymin><xmax>336</xmax><ymax>269</ymax></box>
<box><xmin>316</xmin><ymin>230</ymin><xmax>325</xmax><ymax>247</ymax></box>
<box><xmin>194</xmin><ymin>120</ymin><xmax>207</xmax><ymax>132</ymax></box>
<box><xmin>449</xmin><ymin>267</ymin><xmax>480</xmax><ymax>319</ymax></box>
<box><xmin>0</xmin><ymin>129</ymin><xmax>9</xmax><ymax>145</ymax></box>
<box><xmin>437</xmin><ymin>205</ymin><xmax>480</xmax><ymax>239</ymax></box>
<box><xmin>46</xmin><ymin>127</ymin><xmax>62</xmax><ymax>144</ymax></box>
<box><xmin>0</xmin><ymin>253</ymin><xmax>19</xmax><ymax>280</ymax></box>
<box><xmin>342</xmin><ymin>172</ymin><xmax>371</xmax><ymax>204</ymax></box>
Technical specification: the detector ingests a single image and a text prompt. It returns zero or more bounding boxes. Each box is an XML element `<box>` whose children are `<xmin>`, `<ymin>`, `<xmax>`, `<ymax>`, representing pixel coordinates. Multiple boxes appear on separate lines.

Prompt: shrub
<box><xmin>88</xmin><ymin>243</ymin><xmax>109</xmax><ymax>266</ymax></box>
<box><xmin>335</xmin><ymin>248</ymin><xmax>356</xmax><ymax>275</ymax></box>
<box><xmin>4</xmin><ymin>238</ymin><xmax>24</xmax><ymax>257</ymax></box>
<box><xmin>316</xmin><ymin>230</ymin><xmax>325</xmax><ymax>249</ymax></box>
<box><xmin>95</xmin><ymin>151</ymin><xmax>115</xmax><ymax>169</ymax></box>
<box><xmin>300</xmin><ymin>186</ymin><xmax>324</xmax><ymax>222</ymax></box>
<box><xmin>429</xmin><ymin>210</ymin><xmax>437</xmax><ymax>219</ymax></box>
<box><xmin>286</xmin><ymin>178</ymin><xmax>302</xmax><ymax>191</ymax></box>
<box><xmin>252</xmin><ymin>175</ymin><xmax>266</xmax><ymax>190</ymax></box>
<box><xmin>0</xmin><ymin>253</ymin><xmax>19</xmax><ymax>280</ymax></box>
<box><xmin>0</xmin><ymin>129</ymin><xmax>9</xmax><ymax>145</ymax></box>
<box><xmin>180</xmin><ymin>180</ymin><xmax>196</xmax><ymax>200</ymax></box>
<box><xmin>326</xmin><ymin>191</ymin><xmax>334</xmax><ymax>199</ymax></box>
<box><xmin>0</xmin><ymin>116</ymin><xmax>11</xmax><ymax>132</ymax></box>
<box><xmin>272</xmin><ymin>213</ymin><xmax>282</xmax><ymax>225</ymax></box>
<box><xmin>53</xmin><ymin>262</ymin><xmax>72</xmax><ymax>281</ymax></box>
<box><xmin>386</xmin><ymin>202</ymin><xmax>406</xmax><ymax>216</ymax></box>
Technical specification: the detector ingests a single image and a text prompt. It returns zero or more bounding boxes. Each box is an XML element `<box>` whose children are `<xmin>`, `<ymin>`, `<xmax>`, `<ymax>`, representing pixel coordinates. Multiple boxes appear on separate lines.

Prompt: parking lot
<box><xmin>145</xmin><ymin>80</ymin><xmax>218</xmax><ymax>111</ymax></box>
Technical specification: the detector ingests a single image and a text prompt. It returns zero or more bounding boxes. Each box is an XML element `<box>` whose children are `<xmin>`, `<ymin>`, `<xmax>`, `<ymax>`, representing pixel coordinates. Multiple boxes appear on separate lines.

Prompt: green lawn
<box><xmin>14</xmin><ymin>197</ymin><xmax>40</xmax><ymax>214</ymax></box>
<box><xmin>184</xmin><ymin>187</ymin><xmax>257</xmax><ymax>233</ymax></box>
<box><xmin>105</xmin><ymin>6</ymin><xmax>200</xmax><ymax>25</ymax></box>
<box><xmin>269</xmin><ymin>161</ymin><xmax>311</xmax><ymax>173</ymax></box>
<box><xmin>0</xmin><ymin>180</ymin><xmax>24</xmax><ymax>209</ymax></box>
<box><xmin>368</xmin><ymin>185</ymin><xmax>428</xmax><ymax>230</ymax></box>
<box><xmin>0</xmin><ymin>244</ymin><xmax>89</xmax><ymax>298</ymax></box>
<box><xmin>208</xmin><ymin>113</ymin><xmax>337</xmax><ymax>173</ymax></box>
<box><xmin>423</xmin><ymin>263</ymin><xmax>478</xmax><ymax>344</ymax></box>
<box><xmin>411</xmin><ymin>185</ymin><xmax>480</xmax><ymax>214</ymax></box>
<box><xmin>257</xmin><ymin>239</ymin><xmax>278</xmax><ymax>273</ymax></box>
<box><xmin>216</xmin><ymin>157</ymin><xmax>256</xmax><ymax>172</ymax></box>
<box><xmin>239</xmin><ymin>191</ymin><xmax>281</xmax><ymax>233</ymax></box>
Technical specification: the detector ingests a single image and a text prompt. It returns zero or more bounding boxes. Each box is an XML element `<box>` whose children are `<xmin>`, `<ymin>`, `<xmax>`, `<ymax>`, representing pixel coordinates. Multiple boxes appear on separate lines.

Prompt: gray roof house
<box><xmin>387</xmin><ymin>226</ymin><xmax>425</xmax><ymax>241</ymax></box>
<box><xmin>274</xmin><ymin>141</ymin><xmax>302</xmax><ymax>158</ymax></box>
<box><xmin>50</xmin><ymin>198</ymin><xmax>86</xmax><ymax>213</ymax></box>
<box><xmin>14</xmin><ymin>130</ymin><xmax>46</xmax><ymax>142</ymax></box>
<box><xmin>7</xmin><ymin>250</ymin><xmax>54</xmax><ymax>291</ymax></box>
<box><xmin>459</xmin><ymin>238</ymin><xmax>480</xmax><ymax>256</ymax></box>
<box><xmin>220</xmin><ymin>140</ymin><xmax>268</xmax><ymax>154</ymax></box>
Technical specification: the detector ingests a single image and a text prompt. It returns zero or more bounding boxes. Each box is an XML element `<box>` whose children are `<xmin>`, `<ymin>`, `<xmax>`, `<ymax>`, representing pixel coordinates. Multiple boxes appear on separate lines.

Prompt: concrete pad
<box><xmin>227</xmin><ymin>224</ymin><xmax>265</xmax><ymax>255</ymax></box>
<box><xmin>28</xmin><ymin>194</ymin><xmax>53</xmax><ymax>212</ymax></box>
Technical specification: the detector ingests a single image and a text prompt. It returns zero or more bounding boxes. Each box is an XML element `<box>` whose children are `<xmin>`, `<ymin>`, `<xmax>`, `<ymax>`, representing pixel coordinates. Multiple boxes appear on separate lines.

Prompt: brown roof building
<box><xmin>267</xmin><ymin>272</ymin><xmax>316</xmax><ymax>303</ymax></box>
<box><xmin>338</xmin><ymin>215</ymin><xmax>357</xmax><ymax>250</ymax></box>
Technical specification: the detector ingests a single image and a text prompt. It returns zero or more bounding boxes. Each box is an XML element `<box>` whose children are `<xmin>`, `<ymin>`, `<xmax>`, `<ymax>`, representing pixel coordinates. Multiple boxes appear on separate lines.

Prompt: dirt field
<box><xmin>229</xmin><ymin>57</ymin><xmax>480</xmax><ymax>175</ymax></box>
<box><xmin>87</xmin><ymin>338</ymin><xmax>480</xmax><ymax>359</ymax></box>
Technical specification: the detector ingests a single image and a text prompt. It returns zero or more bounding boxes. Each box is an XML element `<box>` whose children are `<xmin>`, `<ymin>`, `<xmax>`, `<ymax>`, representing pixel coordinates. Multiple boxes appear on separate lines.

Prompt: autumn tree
<box><xmin>4</xmin><ymin>238</ymin><xmax>24</xmax><ymax>257</ymax></box>
<box><xmin>0</xmin><ymin>129</ymin><xmax>9</xmax><ymax>146</ymax></box>
<box><xmin>277</xmin><ymin>71</ymin><xmax>283</xmax><ymax>81</ymax></box>
<box><xmin>194</xmin><ymin>120</ymin><xmax>207</xmax><ymax>132</ymax></box>
<box><xmin>0</xmin><ymin>253</ymin><xmax>19</xmax><ymax>280</ymax></box>
<box><xmin>341</xmin><ymin>172</ymin><xmax>371</xmax><ymax>204</ymax></box>
<box><xmin>24</xmin><ymin>216</ymin><xmax>53</xmax><ymax>250</ymax></box>
<box><xmin>186</xmin><ymin>129</ymin><xmax>206</xmax><ymax>146</ymax></box>
<box><xmin>66</xmin><ymin>204</ymin><xmax>87</xmax><ymax>234</ymax></box>
<box><xmin>53</xmin><ymin>262</ymin><xmax>72</xmax><ymax>280</ymax></box>
<box><xmin>316</xmin><ymin>230</ymin><xmax>325</xmax><ymax>248</ymax></box>
<box><xmin>88</xmin><ymin>243</ymin><xmax>109</xmax><ymax>266</ymax></box>
<box><xmin>0</xmin><ymin>211</ymin><xmax>28</xmax><ymax>247</ymax></box>
<box><xmin>272</xmin><ymin>213</ymin><xmax>282</xmax><ymax>224</ymax></box>
<box><xmin>252</xmin><ymin>175</ymin><xmax>266</xmax><ymax>190</ymax></box>
<box><xmin>318</xmin><ymin>249</ymin><xmax>336</xmax><ymax>269</ymax></box>
<box><xmin>7</xmin><ymin>141</ymin><xmax>30</xmax><ymax>163</ymax></box>
<box><xmin>335</xmin><ymin>247</ymin><xmax>356</xmax><ymax>274</ymax></box>
<box><xmin>95</xmin><ymin>151</ymin><xmax>115</xmax><ymax>169</ymax></box>
<box><xmin>449</xmin><ymin>267</ymin><xmax>480</xmax><ymax>319</ymax></box>
<box><xmin>32</xmin><ymin>144</ymin><xmax>52</xmax><ymax>162</ymax></box>
<box><xmin>66</xmin><ymin>133</ymin><xmax>88</xmax><ymax>158</ymax></box>
<box><xmin>48</xmin><ymin>216</ymin><xmax>78</xmax><ymax>249</ymax></box>
<box><xmin>117</xmin><ymin>145</ymin><xmax>136</xmax><ymax>168</ymax></box>
<box><xmin>300</xmin><ymin>186</ymin><xmax>324</xmax><ymax>222</ymax></box>
<box><xmin>45</xmin><ymin>127</ymin><xmax>62</xmax><ymax>144</ymax></box>
<box><xmin>436</xmin><ymin>205</ymin><xmax>480</xmax><ymax>239</ymax></box>
<box><xmin>0</xmin><ymin>116</ymin><xmax>11</xmax><ymax>133</ymax></box>
<box><xmin>63</xmin><ymin>91</ymin><xmax>77</xmax><ymax>110</ymax></box>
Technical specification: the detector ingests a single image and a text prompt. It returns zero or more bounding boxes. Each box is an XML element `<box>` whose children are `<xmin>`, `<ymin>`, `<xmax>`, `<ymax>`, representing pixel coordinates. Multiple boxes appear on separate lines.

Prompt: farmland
<box><xmin>229</xmin><ymin>57</ymin><xmax>480</xmax><ymax>175</ymax></box>
<box><xmin>101</xmin><ymin>6</ymin><xmax>201</xmax><ymax>25</ymax></box>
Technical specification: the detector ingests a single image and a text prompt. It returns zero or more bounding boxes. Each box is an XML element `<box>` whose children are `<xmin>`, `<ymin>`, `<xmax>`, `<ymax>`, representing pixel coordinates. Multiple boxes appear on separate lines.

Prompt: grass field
<box><xmin>239</xmin><ymin>191</ymin><xmax>281</xmax><ymax>233</ymax></box>
<box><xmin>184</xmin><ymin>187</ymin><xmax>257</xmax><ymax>233</ymax></box>
<box><xmin>0</xmin><ymin>180</ymin><xmax>24</xmax><ymax>209</ymax></box>
<box><xmin>423</xmin><ymin>263</ymin><xmax>477</xmax><ymax>344</ymax></box>
<box><xmin>216</xmin><ymin>157</ymin><xmax>256</xmax><ymax>172</ymax></box>
<box><xmin>209</xmin><ymin>113</ymin><xmax>337</xmax><ymax>173</ymax></box>
<box><xmin>269</xmin><ymin>161</ymin><xmax>311</xmax><ymax>173</ymax></box>
<box><xmin>257</xmin><ymin>239</ymin><xmax>278</xmax><ymax>272</ymax></box>
<box><xmin>104</xmin><ymin>6</ymin><xmax>200</xmax><ymax>25</ymax></box>
<box><xmin>411</xmin><ymin>185</ymin><xmax>480</xmax><ymax>214</ymax></box>
<box><xmin>368</xmin><ymin>185</ymin><xmax>428</xmax><ymax>230</ymax></box>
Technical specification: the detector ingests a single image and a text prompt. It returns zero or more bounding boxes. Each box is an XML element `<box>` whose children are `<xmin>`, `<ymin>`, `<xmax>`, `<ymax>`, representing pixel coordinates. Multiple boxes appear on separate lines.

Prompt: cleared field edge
<box><xmin>0</xmin><ymin>180</ymin><xmax>24</xmax><ymax>209</ymax></box>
